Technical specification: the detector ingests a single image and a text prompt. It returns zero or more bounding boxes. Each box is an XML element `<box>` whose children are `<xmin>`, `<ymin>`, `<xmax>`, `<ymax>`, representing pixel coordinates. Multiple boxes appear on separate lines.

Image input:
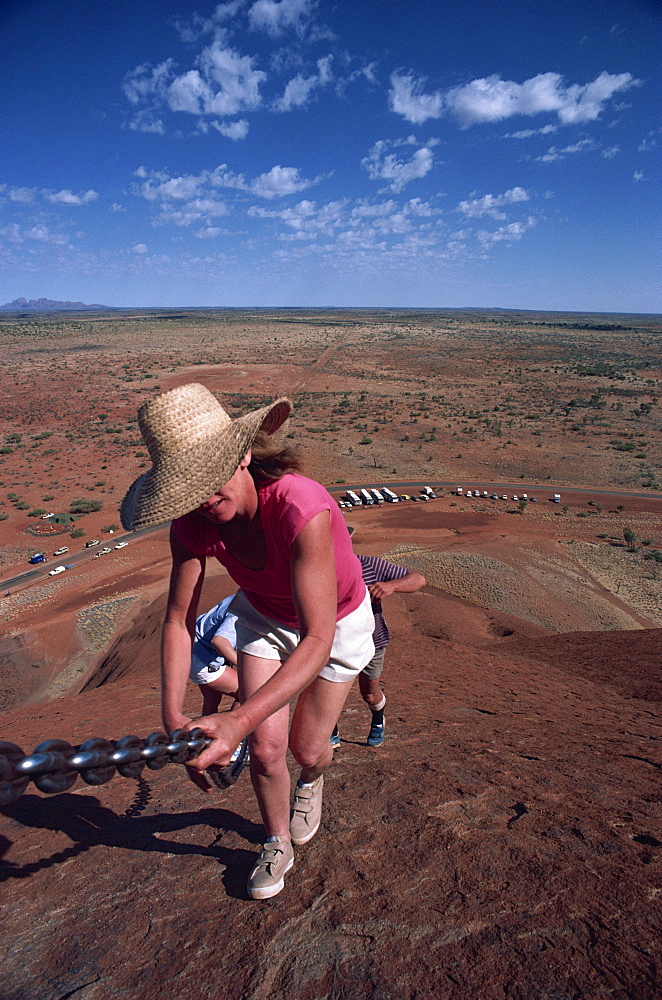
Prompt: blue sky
<box><xmin>0</xmin><ymin>0</ymin><xmax>659</xmax><ymax>311</ymax></box>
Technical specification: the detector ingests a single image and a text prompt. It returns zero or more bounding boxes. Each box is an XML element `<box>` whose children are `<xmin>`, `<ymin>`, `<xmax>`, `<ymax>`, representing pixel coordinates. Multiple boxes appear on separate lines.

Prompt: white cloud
<box><xmin>537</xmin><ymin>139</ymin><xmax>594</xmax><ymax>163</ymax></box>
<box><xmin>109</xmin><ymin>203</ymin><xmax>126</xmax><ymax>212</ymax></box>
<box><xmin>388</xmin><ymin>72</ymin><xmax>443</xmax><ymax>124</ymax></box>
<box><xmin>26</xmin><ymin>225</ymin><xmax>69</xmax><ymax>244</ymax></box>
<box><xmin>131</xmin><ymin>243</ymin><xmax>148</xmax><ymax>253</ymax></box>
<box><xmin>250</xmin><ymin>195</ymin><xmax>439</xmax><ymax>247</ymax></box>
<box><xmin>633</xmin><ymin>171</ymin><xmax>644</xmax><ymax>182</ymax></box>
<box><xmin>390</xmin><ymin>70</ymin><xmax>638</xmax><ymax>129</ymax></box>
<box><xmin>43</xmin><ymin>189</ymin><xmax>98</xmax><ymax>206</ymax></box>
<box><xmin>248</xmin><ymin>0</ymin><xmax>317</xmax><ymax>38</ymax></box>
<box><xmin>123</xmin><ymin>59</ymin><xmax>174</xmax><ymax>106</ymax></box>
<box><xmin>476</xmin><ymin>218</ymin><xmax>535</xmax><ymax>245</ymax></box>
<box><xmin>128</xmin><ymin>111</ymin><xmax>166</xmax><ymax>134</ymax></box>
<box><xmin>8</xmin><ymin>186</ymin><xmax>36</xmax><ymax>203</ymax></box>
<box><xmin>124</xmin><ymin>44</ymin><xmax>266</xmax><ymax>126</ymax></box>
<box><xmin>601</xmin><ymin>145</ymin><xmax>620</xmax><ymax>159</ymax></box>
<box><xmin>210</xmin><ymin>165</ymin><xmax>249</xmax><ymax>191</ymax></box>
<box><xmin>638</xmin><ymin>129</ymin><xmax>659</xmax><ymax>152</ymax></box>
<box><xmin>274</xmin><ymin>55</ymin><xmax>333</xmax><ymax>111</ymax></box>
<box><xmin>250</xmin><ymin>164</ymin><xmax>322</xmax><ymax>199</ymax></box>
<box><xmin>275</xmin><ymin>72</ymin><xmax>318</xmax><ymax>111</ymax></box>
<box><xmin>0</xmin><ymin>223</ymin><xmax>24</xmax><ymax>242</ymax></box>
<box><xmin>362</xmin><ymin>138</ymin><xmax>436</xmax><ymax>193</ymax></box>
<box><xmin>195</xmin><ymin>226</ymin><xmax>223</xmax><ymax>238</ymax></box>
<box><xmin>505</xmin><ymin>124</ymin><xmax>558</xmax><ymax>139</ymax></box>
<box><xmin>457</xmin><ymin>186</ymin><xmax>529</xmax><ymax>220</ymax></box>
<box><xmin>210</xmin><ymin>118</ymin><xmax>250</xmax><ymax>139</ymax></box>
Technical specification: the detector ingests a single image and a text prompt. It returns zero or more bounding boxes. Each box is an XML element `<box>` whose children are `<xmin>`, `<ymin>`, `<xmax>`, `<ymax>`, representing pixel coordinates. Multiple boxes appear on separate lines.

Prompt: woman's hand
<box><xmin>184</xmin><ymin>711</ymin><xmax>248</xmax><ymax>772</ymax></box>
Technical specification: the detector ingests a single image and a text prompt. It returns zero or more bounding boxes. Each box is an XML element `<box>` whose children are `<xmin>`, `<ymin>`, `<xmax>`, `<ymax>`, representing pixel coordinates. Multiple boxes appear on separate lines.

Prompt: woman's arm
<box><xmin>162</xmin><ymin>527</ymin><xmax>206</xmax><ymax>733</ymax></box>
<box><xmin>186</xmin><ymin>509</ymin><xmax>337</xmax><ymax>768</ymax></box>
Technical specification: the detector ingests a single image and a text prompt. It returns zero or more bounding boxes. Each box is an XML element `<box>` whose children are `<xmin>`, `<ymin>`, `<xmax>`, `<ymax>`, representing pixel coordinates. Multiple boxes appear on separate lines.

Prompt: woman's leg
<box><xmin>289</xmin><ymin>675</ymin><xmax>354</xmax><ymax>781</ymax></box>
<box><xmin>239</xmin><ymin>651</ymin><xmax>291</xmax><ymax>839</ymax></box>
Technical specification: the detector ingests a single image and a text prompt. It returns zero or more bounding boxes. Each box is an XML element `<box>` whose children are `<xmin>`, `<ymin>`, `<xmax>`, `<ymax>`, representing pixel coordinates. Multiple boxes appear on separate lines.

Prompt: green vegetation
<box><xmin>69</xmin><ymin>499</ymin><xmax>103</xmax><ymax>514</ymax></box>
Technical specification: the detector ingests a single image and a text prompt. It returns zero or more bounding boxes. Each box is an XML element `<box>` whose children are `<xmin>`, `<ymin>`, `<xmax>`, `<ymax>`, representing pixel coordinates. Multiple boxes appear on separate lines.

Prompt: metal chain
<box><xmin>0</xmin><ymin>729</ymin><xmax>249</xmax><ymax>805</ymax></box>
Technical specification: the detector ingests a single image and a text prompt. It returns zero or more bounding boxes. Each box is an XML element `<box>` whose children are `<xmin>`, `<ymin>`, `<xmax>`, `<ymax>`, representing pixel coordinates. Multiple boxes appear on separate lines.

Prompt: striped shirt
<box><xmin>358</xmin><ymin>554</ymin><xmax>409</xmax><ymax>649</ymax></box>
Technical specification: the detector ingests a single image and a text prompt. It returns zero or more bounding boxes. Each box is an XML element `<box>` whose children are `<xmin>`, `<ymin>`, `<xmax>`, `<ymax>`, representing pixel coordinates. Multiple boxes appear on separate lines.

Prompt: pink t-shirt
<box><xmin>171</xmin><ymin>473</ymin><xmax>364</xmax><ymax>628</ymax></box>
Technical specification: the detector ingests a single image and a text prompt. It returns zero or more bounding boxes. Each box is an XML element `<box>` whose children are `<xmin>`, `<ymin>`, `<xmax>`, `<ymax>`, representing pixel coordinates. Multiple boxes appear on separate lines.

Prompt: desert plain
<box><xmin>0</xmin><ymin>308</ymin><xmax>661</xmax><ymax>999</ymax></box>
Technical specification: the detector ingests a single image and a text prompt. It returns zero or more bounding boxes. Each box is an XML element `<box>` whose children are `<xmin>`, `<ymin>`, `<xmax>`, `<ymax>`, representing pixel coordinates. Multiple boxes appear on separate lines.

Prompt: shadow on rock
<box><xmin>0</xmin><ymin>779</ymin><xmax>263</xmax><ymax>899</ymax></box>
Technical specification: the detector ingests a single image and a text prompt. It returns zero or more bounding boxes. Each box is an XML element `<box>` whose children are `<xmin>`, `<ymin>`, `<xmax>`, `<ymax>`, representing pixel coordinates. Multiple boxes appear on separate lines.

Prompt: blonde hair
<box><xmin>248</xmin><ymin>430</ymin><xmax>302</xmax><ymax>483</ymax></box>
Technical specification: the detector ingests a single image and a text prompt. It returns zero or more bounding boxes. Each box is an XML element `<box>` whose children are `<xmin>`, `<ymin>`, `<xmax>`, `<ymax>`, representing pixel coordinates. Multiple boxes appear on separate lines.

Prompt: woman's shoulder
<box><xmin>171</xmin><ymin>510</ymin><xmax>217</xmax><ymax>554</ymax></box>
<box><xmin>260</xmin><ymin>472</ymin><xmax>330</xmax><ymax>505</ymax></box>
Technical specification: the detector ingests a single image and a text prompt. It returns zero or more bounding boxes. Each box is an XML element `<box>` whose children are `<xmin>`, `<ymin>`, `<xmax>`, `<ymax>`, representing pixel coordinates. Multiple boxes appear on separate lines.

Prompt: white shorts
<box><xmin>230</xmin><ymin>589</ymin><xmax>375</xmax><ymax>683</ymax></box>
<box><xmin>189</xmin><ymin>653</ymin><xmax>229</xmax><ymax>686</ymax></box>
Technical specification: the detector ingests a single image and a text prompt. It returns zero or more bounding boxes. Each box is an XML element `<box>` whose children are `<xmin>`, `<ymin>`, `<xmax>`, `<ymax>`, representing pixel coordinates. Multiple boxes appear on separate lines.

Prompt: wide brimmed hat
<box><xmin>120</xmin><ymin>383</ymin><xmax>291</xmax><ymax>530</ymax></box>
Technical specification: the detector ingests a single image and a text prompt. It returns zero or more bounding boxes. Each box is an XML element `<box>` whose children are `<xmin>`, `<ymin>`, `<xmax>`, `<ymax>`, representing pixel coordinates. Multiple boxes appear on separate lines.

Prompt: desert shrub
<box><xmin>15</xmin><ymin>501</ymin><xmax>30</xmax><ymax>510</ymax></box>
<box><xmin>0</xmin><ymin>512</ymin><xmax>8</xmax><ymax>521</ymax></box>
<box><xmin>0</xmin><ymin>447</ymin><xmax>13</xmax><ymax>455</ymax></box>
<box><xmin>69</xmin><ymin>499</ymin><xmax>102</xmax><ymax>514</ymax></box>
<box><xmin>28</xmin><ymin>508</ymin><xmax>47</xmax><ymax>517</ymax></box>
<box><xmin>70</xmin><ymin>527</ymin><xmax>85</xmax><ymax>538</ymax></box>
<box><xmin>358</xmin><ymin>437</ymin><xmax>372</xmax><ymax>445</ymax></box>
<box><xmin>102</xmin><ymin>524</ymin><xmax>119</xmax><ymax>533</ymax></box>
<box><xmin>42</xmin><ymin>495</ymin><xmax>54</xmax><ymax>502</ymax></box>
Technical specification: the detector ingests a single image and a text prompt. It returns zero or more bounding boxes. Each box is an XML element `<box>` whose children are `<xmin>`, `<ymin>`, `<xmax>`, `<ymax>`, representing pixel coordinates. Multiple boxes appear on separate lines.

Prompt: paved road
<box><xmin>2</xmin><ymin>480</ymin><xmax>659</xmax><ymax>594</ymax></box>
<box><xmin>0</xmin><ymin>523</ymin><xmax>164</xmax><ymax>591</ymax></box>
<box><xmin>327</xmin><ymin>480</ymin><xmax>662</xmax><ymax>504</ymax></box>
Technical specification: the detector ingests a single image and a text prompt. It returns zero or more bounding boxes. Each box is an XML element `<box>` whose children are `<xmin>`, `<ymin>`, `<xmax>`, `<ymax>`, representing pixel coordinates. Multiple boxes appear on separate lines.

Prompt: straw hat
<box><xmin>120</xmin><ymin>383</ymin><xmax>291</xmax><ymax>530</ymax></box>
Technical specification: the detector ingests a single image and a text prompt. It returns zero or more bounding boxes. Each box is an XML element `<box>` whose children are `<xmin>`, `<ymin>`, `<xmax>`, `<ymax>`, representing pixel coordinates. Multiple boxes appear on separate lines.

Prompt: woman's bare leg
<box><xmin>239</xmin><ymin>652</ymin><xmax>291</xmax><ymax>839</ymax></box>
<box><xmin>289</xmin><ymin>675</ymin><xmax>354</xmax><ymax>782</ymax></box>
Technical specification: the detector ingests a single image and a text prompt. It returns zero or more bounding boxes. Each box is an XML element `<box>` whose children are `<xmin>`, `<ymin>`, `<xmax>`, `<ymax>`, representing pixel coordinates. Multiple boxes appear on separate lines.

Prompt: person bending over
<box><xmin>189</xmin><ymin>594</ymin><xmax>239</xmax><ymax>716</ymax></box>
<box><xmin>121</xmin><ymin>383</ymin><xmax>374</xmax><ymax>900</ymax></box>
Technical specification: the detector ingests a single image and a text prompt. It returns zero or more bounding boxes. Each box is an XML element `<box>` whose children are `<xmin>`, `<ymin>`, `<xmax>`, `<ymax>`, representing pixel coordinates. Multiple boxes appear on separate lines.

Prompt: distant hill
<box><xmin>0</xmin><ymin>297</ymin><xmax>111</xmax><ymax>311</ymax></box>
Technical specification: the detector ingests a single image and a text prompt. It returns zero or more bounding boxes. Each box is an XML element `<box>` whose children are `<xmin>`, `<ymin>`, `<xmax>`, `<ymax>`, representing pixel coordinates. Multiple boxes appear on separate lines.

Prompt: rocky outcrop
<box><xmin>0</xmin><ymin>297</ymin><xmax>109</xmax><ymax>310</ymax></box>
<box><xmin>0</xmin><ymin>588</ymin><xmax>659</xmax><ymax>999</ymax></box>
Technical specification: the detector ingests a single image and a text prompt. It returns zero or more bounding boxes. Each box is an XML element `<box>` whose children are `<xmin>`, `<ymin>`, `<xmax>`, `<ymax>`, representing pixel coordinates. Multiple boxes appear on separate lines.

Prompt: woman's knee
<box><xmin>248</xmin><ymin>733</ymin><xmax>288</xmax><ymax>774</ymax></box>
<box><xmin>288</xmin><ymin>732</ymin><xmax>329</xmax><ymax>770</ymax></box>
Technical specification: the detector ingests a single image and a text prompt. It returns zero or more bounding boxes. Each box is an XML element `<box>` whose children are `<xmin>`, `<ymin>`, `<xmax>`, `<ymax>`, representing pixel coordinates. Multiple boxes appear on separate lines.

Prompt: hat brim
<box><xmin>120</xmin><ymin>397</ymin><xmax>290</xmax><ymax>531</ymax></box>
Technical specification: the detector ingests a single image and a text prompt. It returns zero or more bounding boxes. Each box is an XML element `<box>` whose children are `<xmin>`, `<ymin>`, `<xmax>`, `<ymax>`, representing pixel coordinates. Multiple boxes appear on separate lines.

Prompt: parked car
<box><xmin>530</xmin><ymin>497</ymin><xmax>537</xmax><ymax>502</ymax></box>
<box><xmin>54</xmin><ymin>546</ymin><xmax>69</xmax><ymax>556</ymax></box>
<box><xmin>501</xmin><ymin>495</ymin><xmax>507</xmax><ymax>500</ymax></box>
<box><xmin>114</xmin><ymin>541</ymin><xmax>129</xmax><ymax>549</ymax></box>
<box><xmin>48</xmin><ymin>565</ymin><xmax>66</xmax><ymax>576</ymax></box>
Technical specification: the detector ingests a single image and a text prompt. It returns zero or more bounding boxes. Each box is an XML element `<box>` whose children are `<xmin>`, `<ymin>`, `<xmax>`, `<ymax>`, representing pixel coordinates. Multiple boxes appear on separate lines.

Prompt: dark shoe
<box><xmin>290</xmin><ymin>775</ymin><xmax>324</xmax><ymax>845</ymax></box>
<box><xmin>367</xmin><ymin>719</ymin><xmax>385</xmax><ymax>747</ymax></box>
<box><xmin>247</xmin><ymin>837</ymin><xmax>294</xmax><ymax>900</ymax></box>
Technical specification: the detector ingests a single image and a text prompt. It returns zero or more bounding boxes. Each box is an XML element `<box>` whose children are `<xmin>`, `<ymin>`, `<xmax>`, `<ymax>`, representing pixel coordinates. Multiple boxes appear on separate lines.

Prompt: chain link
<box><xmin>0</xmin><ymin>729</ymin><xmax>248</xmax><ymax>805</ymax></box>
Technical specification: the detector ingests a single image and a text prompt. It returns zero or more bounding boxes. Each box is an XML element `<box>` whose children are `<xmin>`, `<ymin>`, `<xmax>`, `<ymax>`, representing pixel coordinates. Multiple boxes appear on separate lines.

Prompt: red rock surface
<box><xmin>1</xmin><ymin>583</ymin><xmax>660</xmax><ymax>1000</ymax></box>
